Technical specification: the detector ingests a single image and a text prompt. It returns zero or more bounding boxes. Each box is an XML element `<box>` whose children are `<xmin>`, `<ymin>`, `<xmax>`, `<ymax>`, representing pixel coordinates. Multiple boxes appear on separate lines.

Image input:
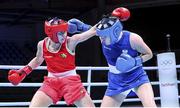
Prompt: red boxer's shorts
<box><xmin>39</xmin><ymin>75</ymin><xmax>86</xmax><ymax>105</ymax></box>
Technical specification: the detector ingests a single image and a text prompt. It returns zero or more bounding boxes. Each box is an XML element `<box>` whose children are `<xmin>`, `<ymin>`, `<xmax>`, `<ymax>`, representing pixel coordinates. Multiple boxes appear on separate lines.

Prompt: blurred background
<box><xmin>0</xmin><ymin>0</ymin><xmax>180</xmax><ymax>107</ymax></box>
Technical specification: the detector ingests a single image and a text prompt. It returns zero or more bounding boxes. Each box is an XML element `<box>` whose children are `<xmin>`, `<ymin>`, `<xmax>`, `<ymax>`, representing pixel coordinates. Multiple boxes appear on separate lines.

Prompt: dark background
<box><xmin>0</xmin><ymin>0</ymin><xmax>180</xmax><ymax>107</ymax></box>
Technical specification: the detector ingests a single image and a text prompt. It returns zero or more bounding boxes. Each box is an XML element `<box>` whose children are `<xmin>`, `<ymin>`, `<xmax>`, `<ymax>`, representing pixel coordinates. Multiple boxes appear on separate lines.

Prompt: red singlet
<box><xmin>43</xmin><ymin>38</ymin><xmax>76</xmax><ymax>73</ymax></box>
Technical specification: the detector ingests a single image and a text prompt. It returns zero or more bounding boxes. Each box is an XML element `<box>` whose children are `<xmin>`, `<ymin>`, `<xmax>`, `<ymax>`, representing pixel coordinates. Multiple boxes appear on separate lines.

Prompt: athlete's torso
<box><xmin>102</xmin><ymin>30</ymin><xmax>138</xmax><ymax>66</ymax></box>
<box><xmin>102</xmin><ymin>31</ymin><xmax>149</xmax><ymax>95</ymax></box>
<box><xmin>43</xmin><ymin>37</ymin><xmax>76</xmax><ymax>73</ymax></box>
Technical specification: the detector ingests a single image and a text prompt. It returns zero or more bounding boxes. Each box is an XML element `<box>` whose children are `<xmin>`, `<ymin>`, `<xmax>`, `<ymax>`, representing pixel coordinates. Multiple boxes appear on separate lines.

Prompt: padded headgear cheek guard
<box><xmin>44</xmin><ymin>18</ymin><xmax>68</xmax><ymax>43</ymax></box>
<box><xmin>96</xmin><ymin>17</ymin><xmax>123</xmax><ymax>44</ymax></box>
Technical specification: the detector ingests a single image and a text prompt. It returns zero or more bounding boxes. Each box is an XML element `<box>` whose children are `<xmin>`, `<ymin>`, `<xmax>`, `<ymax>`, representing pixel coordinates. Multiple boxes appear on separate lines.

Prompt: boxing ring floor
<box><xmin>0</xmin><ymin>54</ymin><xmax>180</xmax><ymax>107</ymax></box>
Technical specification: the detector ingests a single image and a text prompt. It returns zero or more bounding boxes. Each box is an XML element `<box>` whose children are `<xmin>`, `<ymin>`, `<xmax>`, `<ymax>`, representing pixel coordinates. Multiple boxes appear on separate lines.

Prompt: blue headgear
<box><xmin>96</xmin><ymin>17</ymin><xmax>123</xmax><ymax>44</ymax></box>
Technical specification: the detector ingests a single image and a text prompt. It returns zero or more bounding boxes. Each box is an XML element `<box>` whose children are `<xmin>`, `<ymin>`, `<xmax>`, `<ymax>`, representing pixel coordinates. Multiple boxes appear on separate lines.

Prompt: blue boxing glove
<box><xmin>116</xmin><ymin>52</ymin><xmax>142</xmax><ymax>73</ymax></box>
<box><xmin>68</xmin><ymin>18</ymin><xmax>91</xmax><ymax>34</ymax></box>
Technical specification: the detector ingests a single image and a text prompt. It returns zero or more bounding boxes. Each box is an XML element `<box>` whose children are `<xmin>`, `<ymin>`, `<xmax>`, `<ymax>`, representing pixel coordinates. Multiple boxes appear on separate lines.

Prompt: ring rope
<box><xmin>0</xmin><ymin>65</ymin><xmax>179</xmax><ymax>106</ymax></box>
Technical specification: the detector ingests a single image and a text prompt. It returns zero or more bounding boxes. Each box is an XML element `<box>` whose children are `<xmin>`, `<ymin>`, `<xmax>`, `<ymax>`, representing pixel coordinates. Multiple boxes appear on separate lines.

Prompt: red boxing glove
<box><xmin>8</xmin><ymin>65</ymin><xmax>32</xmax><ymax>85</ymax></box>
<box><xmin>111</xmin><ymin>7</ymin><xmax>130</xmax><ymax>21</ymax></box>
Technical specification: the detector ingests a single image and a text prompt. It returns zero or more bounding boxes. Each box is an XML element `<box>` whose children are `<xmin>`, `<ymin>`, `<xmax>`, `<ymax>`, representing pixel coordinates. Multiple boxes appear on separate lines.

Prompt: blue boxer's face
<box><xmin>100</xmin><ymin>36</ymin><xmax>111</xmax><ymax>45</ymax></box>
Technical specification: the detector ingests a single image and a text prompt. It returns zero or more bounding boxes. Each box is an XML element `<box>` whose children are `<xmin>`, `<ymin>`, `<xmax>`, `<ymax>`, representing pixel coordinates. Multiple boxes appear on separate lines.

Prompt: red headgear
<box><xmin>44</xmin><ymin>18</ymin><xmax>68</xmax><ymax>43</ymax></box>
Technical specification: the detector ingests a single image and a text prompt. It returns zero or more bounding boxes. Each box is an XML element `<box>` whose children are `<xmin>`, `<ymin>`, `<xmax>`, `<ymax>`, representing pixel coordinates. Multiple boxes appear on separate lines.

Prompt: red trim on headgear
<box><xmin>44</xmin><ymin>19</ymin><xmax>68</xmax><ymax>43</ymax></box>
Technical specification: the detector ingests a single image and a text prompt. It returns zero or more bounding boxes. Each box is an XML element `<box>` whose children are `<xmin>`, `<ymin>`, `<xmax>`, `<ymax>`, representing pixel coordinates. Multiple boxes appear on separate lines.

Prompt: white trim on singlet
<box><xmin>48</xmin><ymin>69</ymin><xmax>77</xmax><ymax>78</ymax></box>
<box><xmin>65</xmin><ymin>38</ymin><xmax>75</xmax><ymax>56</ymax></box>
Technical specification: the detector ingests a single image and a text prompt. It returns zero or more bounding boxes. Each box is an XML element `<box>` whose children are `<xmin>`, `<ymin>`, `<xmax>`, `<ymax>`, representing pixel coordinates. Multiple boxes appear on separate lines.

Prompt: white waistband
<box><xmin>48</xmin><ymin>69</ymin><xmax>77</xmax><ymax>78</ymax></box>
<box><xmin>108</xmin><ymin>64</ymin><xmax>122</xmax><ymax>74</ymax></box>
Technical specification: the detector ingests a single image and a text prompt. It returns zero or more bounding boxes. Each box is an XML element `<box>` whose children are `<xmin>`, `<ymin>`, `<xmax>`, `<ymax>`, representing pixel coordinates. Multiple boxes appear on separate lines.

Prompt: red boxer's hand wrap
<box><xmin>8</xmin><ymin>65</ymin><xmax>32</xmax><ymax>85</ymax></box>
<box><xmin>111</xmin><ymin>7</ymin><xmax>130</xmax><ymax>21</ymax></box>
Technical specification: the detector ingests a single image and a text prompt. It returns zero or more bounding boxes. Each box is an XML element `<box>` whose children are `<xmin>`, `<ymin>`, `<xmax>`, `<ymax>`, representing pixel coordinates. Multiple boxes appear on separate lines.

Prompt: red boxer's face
<box><xmin>57</xmin><ymin>31</ymin><xmax>67</xmax><ymax>44</ymax></box>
